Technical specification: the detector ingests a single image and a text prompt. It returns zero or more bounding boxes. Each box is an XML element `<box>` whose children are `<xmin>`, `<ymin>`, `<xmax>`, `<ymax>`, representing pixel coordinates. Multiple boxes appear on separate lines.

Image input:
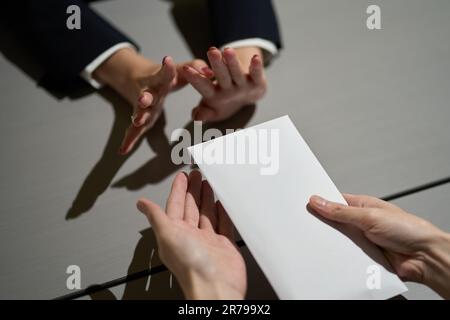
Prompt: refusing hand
<box><xmin>181</xmin><ymin>47</ymin><xmax>267</xmax><ymax>122</ymax></box>
<box><xmin>136</xmin><ymin>171</ymin><xmax>247</xmax><ymax>300</ymax></box>
<box><xmin>119</xmin><ymin>58</ymin><xmax>211</xmax><ymax>155</ymax></box>
<box><xmin>118</xmin><ymin>55</ymin><xmax>177</xmax><ymax>155</ymax></box>
<box><xmin>93</xmin><ymin>48</ymin><xmax>210</xmax><ymax>155</ymax></box>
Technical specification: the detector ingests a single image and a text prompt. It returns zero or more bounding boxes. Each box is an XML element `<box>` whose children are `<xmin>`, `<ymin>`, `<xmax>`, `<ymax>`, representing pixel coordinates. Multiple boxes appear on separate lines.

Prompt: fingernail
<box><xmin>136</xmin><ymin>200</ymin><xmax>146</xmax><ymax>213</ymax></box>
<box><xmin>209</xmin><ymin>46</ymin><xmax>217</xmax><ymax>51</ymax></box>
<box><xmin>131</xmin><ymin>113</ymin><xmax>139</xmax><ymax>126</ymax></box>
<box><xmin>201</xmin><ymin>67</ymin><xmax>212</xmax><ymax>75</ymax></box>
<box><xmin>311</xmin><ymin>195</ymin><xmax>327</xmax><ymax>208</ymax></box>
<box><xmin>177</xmin><ymin>171</ymin><xmax>189</xmax><ymax>182</ymax></box>
<box><xmin>252</xmin><ymin>54</ymin><xmax>259</xmax><ymax>61</ymax></box>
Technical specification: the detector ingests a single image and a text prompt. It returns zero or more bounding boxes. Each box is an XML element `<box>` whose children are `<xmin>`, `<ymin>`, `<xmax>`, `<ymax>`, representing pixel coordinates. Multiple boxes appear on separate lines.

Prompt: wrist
<box><xmin>422</xmin><ymin>230</ymin><xmax>450</xmax><ymax>299</ymax></box>
<box><xmin>182</xmin><ymin>270</ymin><xmax>244</xmax><ymax>300</ymax></box>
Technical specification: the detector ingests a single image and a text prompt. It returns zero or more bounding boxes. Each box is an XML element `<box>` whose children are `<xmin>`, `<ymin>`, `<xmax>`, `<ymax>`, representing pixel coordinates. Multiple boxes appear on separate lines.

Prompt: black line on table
<box><xmin>55</xmin><ymin>240</ymin><xmax>245</xmax><ymax>300</ymax></box>
<box><xmin>381</xmin><ymin>176</ymin><xmax>450</xmax><ymax>201</ymax></box>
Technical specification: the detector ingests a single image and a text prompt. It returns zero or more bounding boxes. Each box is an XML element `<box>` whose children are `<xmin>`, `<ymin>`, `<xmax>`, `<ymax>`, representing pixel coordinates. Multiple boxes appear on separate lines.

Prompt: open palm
<box><xmin>137</xmin><ymin>170</ymin><xmax>246</xmax><ymax>300</ymax></box>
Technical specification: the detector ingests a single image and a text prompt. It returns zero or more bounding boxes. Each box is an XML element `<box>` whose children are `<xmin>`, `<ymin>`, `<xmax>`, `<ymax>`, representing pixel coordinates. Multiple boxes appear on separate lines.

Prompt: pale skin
<box><xmin>309</xmin><ymin>194</ymin><xmax>450</xmax><ymax>299</ymax></box>
<box><xmin>137</xmin><ymin>173</ymin><xmax>450</xmax><ymax>300</ymax></box>
<box><xmin>137</xmin><ymin>171</ymin><xmax>247</xmax><ymax>299</ymax></box>
<box><xmin>181</xmin><ymin>46</ymin><xmax>266</xmax><ymax>122</ymax></box>
<box><xmin>93</xmin><ymin>46</ymin><xmax>266</xmax><ymax>155</ymax></box>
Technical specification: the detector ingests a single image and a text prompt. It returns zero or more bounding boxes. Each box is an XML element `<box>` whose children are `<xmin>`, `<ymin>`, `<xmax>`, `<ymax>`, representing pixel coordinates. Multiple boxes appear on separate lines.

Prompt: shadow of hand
<box><xmin>66</xmin><ymin>89</ymin><xmax>171</xmax><ymax>220</ymax></box>
<box><xmin>112</xmin><ymin>105</ymin><xmax>256</xmax><ymax>191</ymax></box>
<box><xmin>88</xmin><ymin>228</ymin><xmax>184</xmax><ymax>300</ymax></box>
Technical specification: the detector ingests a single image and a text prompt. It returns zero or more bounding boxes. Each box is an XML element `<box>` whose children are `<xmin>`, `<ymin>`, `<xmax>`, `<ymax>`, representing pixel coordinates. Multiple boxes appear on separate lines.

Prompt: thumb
<box><xmin>309</xmin><ymin>195</ymin><xmax>373</xmax><ymax>230</ymax></box>
<box><xmin>137</xmin><ymin>198</ymin><xmax>168</xmax><ymax>232</ymax></box>
<box><xmin>160</xmin><ymin>56</ymin><xmax>177</xmax><ymax>83</ymax></box>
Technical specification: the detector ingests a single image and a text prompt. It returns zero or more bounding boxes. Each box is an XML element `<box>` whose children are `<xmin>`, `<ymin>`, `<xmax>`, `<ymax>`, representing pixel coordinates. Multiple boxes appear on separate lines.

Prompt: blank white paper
<box><xmin>188</xmin><ymin>115</ymin><xmax>407</xmax><ymax>300</ymax></box>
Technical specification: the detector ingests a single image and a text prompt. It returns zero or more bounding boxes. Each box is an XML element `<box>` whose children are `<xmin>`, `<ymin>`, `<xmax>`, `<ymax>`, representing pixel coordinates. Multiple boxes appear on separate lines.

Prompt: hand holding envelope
<box><xmin>187</xmin><ymin>116</ymin><xmax>407</xmax><ymax>299</ymax></box>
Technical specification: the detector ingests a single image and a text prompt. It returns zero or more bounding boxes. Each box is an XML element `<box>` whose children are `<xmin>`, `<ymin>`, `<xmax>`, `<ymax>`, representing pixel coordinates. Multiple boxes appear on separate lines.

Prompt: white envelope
<box><xmin>188</xmin><ymin>115</ymin><xmax>407</xmax><ymax>300</ymax></box>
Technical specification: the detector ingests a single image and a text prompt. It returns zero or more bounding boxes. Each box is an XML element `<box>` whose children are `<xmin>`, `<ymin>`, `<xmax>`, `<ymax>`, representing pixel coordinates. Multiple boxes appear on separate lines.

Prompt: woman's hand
<box><xmin>136</xmin><ymin>171</ymin><xmax>247</xmax><ymax>300</ymax></box>
<box><xmin>181</xmin><ymin>46</ymin><xmax>267</xmax><ymax>122</ymax></box>
<box><xmin>93</xmin><ymin>48</ymin><xmax>210</xmax><ymax>155</ymax></box>
<box><xmin>309</xmin><ymin>193</ymin><xmax>450</xmax><ymax>299</ymax></box>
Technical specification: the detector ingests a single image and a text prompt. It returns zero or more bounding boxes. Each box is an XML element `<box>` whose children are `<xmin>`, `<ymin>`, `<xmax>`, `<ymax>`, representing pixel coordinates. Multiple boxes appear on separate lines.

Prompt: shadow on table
<box><xmin>168</xmin><ymin>0</ymin><xmax>213</xmax><ymax>61</ymax></box>
<box><xmin>65</xmin><ymin>87</ymin><xmax>171</xmax><ymax>219</ymax></box>
<box><xmin>67</xmin><ymin>0</ymin><xmax>256</xmax><ymax>218</ymax></box>
<box><xmin>110</xmin><ymin>105</ymin><xmax>255</xmax><ymax>191</ymax></box>
<box><xmin>86</xmin><ymin>228</ymin><xmax>278</xmax><ymax>300</ymax></box>
<box><xmin>87</xmin><ymin>228</ymin><xmax>184</xmax><ymax>300</ymax></box>
<box><xmin>65</xmin><ymin>87</ymin><xmax>255</xmax><ymax>219</ymax></box>
<box><xmin>1</xmin><ymin>0</ymin><xmax>256</xmax><ymax>220</ymax></box>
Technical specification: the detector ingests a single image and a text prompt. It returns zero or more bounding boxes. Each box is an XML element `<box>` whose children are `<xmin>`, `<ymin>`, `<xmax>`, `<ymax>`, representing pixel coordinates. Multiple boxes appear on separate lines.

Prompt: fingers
<box><xmin>137</xmin><ymin>92</ymin><xmax>153</xmax><ymax>109</ymax></box>
<box><xmin>133</xmin><ymin>92</ymin><xmax>154</xmax><ymax>126</ymax></box>
<box><xmin>183</xmin><ymin>170</ymin><xmax>202</xmax><ymax>226</ymax></box>
<box><xmin>207</xmin><ymin>47</ymin><xmax>232</xmax><ymax>89</ymax></box>
<box><xmin>249</xmin><ymin>54</ymin><xmax>265</xmax><ymax>85</ymax></box>
<box><xmin>223</xmin><ymin>47</ymin><xmax>246</xmax><ymax>86</ymax></box>
<box><xmin>151</xmin><ymin>56</ymin><xmax>176</xmax><ymax>107</ymax></box>
<box><xmin>342</xmin><ymin>193</ymin><xmax>392</xmax><ymax>209</ymax></box>
<box><xmin>188</xmin><ymin>59</ymin><xmax>211</xmax><ymax>74</ymax></box>
<box><xmin>201</xmin><ymin>66</ymin><xmax>214</xmax><ymax>79</ymax></box>
<box><xmin>182</xmin><ymin>65</ymin><xmax>216</xmax><ymax>98</ymax></box>
<box><xmin>131</xmin><ymin>108</ymin><xmax>152</xmax><ymax>127</ymax></box>
<box><xmin>119</xmin><ymin>122</ymin><xmax>148</xmax><ymax>155</ymax></box>
<box><xmin>166</xmin><ymin>171</ymin><xmax>189</xmax><ymax>220</ymax></box>
<box><xmin>142</xmin><ymin>56</ymin><xmax>175</xmax><ymax>111</ymax></box>
<box><xmin>136</xmin><ymin>198</ymin><xmax>168</xmax><ymax>233</ymax></box>
<box><xmin>130</xmin><ymin>56</ymin><xmax>175</xmax><ymax>131</ymax></box>
<box><xmin>309</xmin><ymin>195</ymin><xmax>373</xmax><ymax>231</ymax></box>
<box><xmin>199</xmin><ymin>180</ymin><xmax>218</xmax><ymax>231</ymax></box>
<box><xmin>137</xmin><ymin>56</ymin><xmax>175</xmax><ymax>111</ymax></box>
<box><xmin>217</xmin><ymin>201</ymin><xmax>235</xmax><ymax>241</ymax></box>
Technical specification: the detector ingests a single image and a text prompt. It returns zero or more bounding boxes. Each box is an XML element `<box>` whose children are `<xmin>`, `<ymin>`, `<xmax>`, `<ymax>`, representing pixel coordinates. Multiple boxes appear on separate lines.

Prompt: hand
<box><xmin>309</xmin><ymin>194</ymin><xmax>450</xmax><ymax>299</ymax></box>
<box><xmin>136</xmin><ymin>171</ymin><xmax>247</xmax><ymax>300</ymax></box>
<box><xmin>93</xmin><ymin>47</ymin><xmax>209</xmax><ymax>155</ymax></box>
<box><xmin>181</xmin><ymin>46</ymin><xmax>267</xmax><ymax>122</ymax></box>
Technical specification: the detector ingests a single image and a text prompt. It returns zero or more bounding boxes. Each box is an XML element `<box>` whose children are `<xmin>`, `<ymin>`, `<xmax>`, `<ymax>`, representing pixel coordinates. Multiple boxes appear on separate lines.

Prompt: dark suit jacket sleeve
<box><xmin>14</xmin><ymin>0</ymin><xmax>139</xmax><ymax>90</ymax></box>
<box><xmin>208</xmin><ymin>0</ymin><xmax>282</xmax><ymax>50</ymax></box>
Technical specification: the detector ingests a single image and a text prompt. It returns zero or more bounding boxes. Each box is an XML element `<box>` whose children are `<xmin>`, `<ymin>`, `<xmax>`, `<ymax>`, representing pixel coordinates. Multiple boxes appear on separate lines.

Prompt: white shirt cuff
<box><xmin>80</xmin><ymin>42</ymin><xmax>137</xmax><ymax>89</ymax></box>
<box><xmin>219</xmin><ymin>38</ymin><xmax>278</xmax><ymax>65</ymax></box>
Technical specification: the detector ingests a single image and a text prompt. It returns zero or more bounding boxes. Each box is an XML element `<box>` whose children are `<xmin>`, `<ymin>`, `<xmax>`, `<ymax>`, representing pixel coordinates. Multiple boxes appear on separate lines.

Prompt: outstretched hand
<box><xmin>137</xmin><ymin>171</ymin><xmax>247</xmax><ymax>300</ymax></box>
<box><xmin>95</xmin><ymin>46</ymin><xmax>267</xmax><ymax>154</ymax></box>
<box><xmin>181</xmin><ymin>47</ymin><xmax>267</xmax><ymax>122</ymax></box>
<box><xmin>309</xmin><ymin>193</ymin><xmax>450</xmax><ymax>299</ymax></box>
<box><xmin>118</xmin><ymin>57</ymin><xmax>210</xmax><ymax>155</ymax></box>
